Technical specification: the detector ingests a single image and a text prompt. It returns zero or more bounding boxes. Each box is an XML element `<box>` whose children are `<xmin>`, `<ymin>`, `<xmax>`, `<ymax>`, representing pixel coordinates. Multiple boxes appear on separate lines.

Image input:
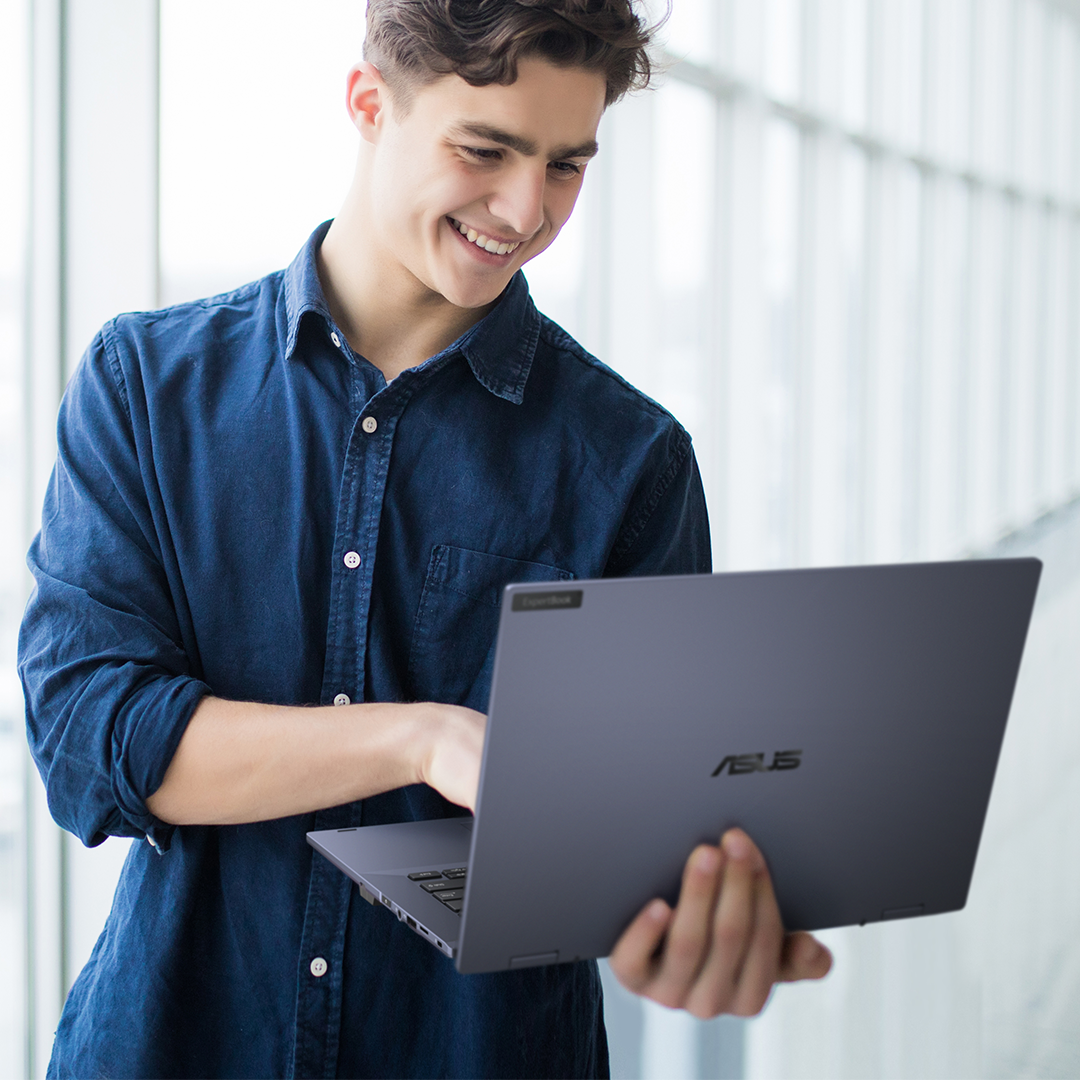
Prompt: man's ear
<box><xmin>346</xmin><ymin>61</ymin><xmax>389</xmax><ymax>143</ymax></box>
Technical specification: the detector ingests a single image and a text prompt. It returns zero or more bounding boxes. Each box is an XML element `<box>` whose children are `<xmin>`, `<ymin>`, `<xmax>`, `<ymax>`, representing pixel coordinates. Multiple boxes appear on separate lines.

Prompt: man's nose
<box><xmin>489</xmin><ymin>164</ymin><xmax>546</xmax><ymax>239</ymax></box>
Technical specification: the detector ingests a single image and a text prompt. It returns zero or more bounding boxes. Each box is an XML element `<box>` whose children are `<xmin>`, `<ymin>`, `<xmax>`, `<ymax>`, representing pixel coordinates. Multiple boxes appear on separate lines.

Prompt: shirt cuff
<box><xmin>110</xmin><ymin>675</ymin><xmax>210</xmax><ymax>852</ymax></box>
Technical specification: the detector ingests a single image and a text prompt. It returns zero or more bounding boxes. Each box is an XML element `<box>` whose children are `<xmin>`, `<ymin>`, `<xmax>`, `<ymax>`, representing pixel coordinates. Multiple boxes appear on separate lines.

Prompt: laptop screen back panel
<box><xmin>455</xmin><ymin>559</ymin><xmax>1040</xmax><ymax>974</ymax></box>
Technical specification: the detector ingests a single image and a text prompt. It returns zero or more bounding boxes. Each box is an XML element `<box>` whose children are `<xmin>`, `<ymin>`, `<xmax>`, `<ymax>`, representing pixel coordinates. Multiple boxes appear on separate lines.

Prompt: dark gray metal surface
<box><xmin>454</xmin><ymin>558</ymin><xmax>1041</xmax><ymax>973</ymax></box>
<box><xmin>307</xmin><ymin>818</ymin><xmax>473</xmax><ymax>951</ymax></box>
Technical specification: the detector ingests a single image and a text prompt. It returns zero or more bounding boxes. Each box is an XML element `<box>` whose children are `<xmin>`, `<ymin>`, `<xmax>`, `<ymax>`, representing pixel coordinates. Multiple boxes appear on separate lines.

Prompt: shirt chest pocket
<box><xmin>407</xmin><ymin>544</ymin><xmax>574</xmax><ymax>711</ymax></box>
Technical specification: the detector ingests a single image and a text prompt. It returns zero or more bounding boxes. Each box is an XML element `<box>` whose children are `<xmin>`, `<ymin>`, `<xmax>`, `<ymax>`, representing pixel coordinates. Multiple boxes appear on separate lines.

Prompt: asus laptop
<box><xmin>308</xmin><ymin>558</ymin><xmax>1041</xmax><ymax>974</ymax></box>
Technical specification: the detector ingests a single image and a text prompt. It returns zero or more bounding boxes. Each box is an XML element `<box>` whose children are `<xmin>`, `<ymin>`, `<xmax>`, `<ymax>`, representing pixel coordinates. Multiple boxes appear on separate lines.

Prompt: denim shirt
<box><xmin>19</xmin><ymin>222</ymin><xmax>711</xmax><ymax>1079</ymax></box>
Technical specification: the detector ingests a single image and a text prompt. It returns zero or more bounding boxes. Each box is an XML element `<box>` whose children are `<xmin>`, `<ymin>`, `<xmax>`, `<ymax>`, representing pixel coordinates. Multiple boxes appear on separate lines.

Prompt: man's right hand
<box><xmin>146</xmin><ymin>696</ymin><xmax>488</xmax><ymax>825</ymax></box>
<box><xmin>418</xmin><ymin>703</ymin><xmax>488</xmax><ymax>812</ymax></box>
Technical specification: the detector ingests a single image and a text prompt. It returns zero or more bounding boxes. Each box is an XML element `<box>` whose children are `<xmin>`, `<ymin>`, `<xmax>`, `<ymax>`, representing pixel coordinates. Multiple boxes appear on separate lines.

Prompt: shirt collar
<box><xmin>282</xmin><ymin>221</ymin><xmax>540</xmax><ymax>405</ymax></box>
<box><xmin>453</xmin><ymin>270</ymin><xmax>540</xmax><ymax>405</ymax></box>
<box><xmin>283</xmin><ymin>220</ymin><xmax>336</xmax><ymax>361</ymax></box>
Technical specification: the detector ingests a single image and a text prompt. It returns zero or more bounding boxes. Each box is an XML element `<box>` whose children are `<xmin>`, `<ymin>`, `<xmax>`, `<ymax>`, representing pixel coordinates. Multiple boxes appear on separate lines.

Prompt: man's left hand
<box><xmin>608</xmin><ymin>828</ymin><xmax>832</xmax><ymax>1018</ymax></box>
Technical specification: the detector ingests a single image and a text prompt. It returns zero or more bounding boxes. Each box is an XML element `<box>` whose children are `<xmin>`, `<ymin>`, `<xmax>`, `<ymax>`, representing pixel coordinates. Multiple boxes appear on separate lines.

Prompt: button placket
<box><xmin>301</xmin><ymin>381</ymin><xmax>405</xmax><ymax>1070</ymax></box>
<box><xmin>319</xmin><ymin>385</ymin><xmax>401</xmax><ymax>713</ymax></box>
<box><xmin>290</xmin><ymin>804</ymin><xmax>356</xmax><ymax>1078</ymax></box>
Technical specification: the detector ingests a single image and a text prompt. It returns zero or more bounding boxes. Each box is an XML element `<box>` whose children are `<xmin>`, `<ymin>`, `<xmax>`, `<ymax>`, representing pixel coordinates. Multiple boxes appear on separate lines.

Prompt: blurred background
<box><xmin>3</xmin><ymin>0</ymin><xmax>1080</xmax><ymax>1076</ymax></box>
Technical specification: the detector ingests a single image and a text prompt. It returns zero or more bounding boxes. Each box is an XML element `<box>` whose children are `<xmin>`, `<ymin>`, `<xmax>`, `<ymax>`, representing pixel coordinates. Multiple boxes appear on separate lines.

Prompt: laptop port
<box><xmin>406</xmin><ymin>916</ymin><xmax>417</xmax><ymax>930</ymax></box>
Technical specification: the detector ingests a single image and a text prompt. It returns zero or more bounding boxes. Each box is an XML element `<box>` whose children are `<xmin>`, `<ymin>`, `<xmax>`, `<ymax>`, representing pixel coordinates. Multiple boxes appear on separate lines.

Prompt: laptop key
<box><xmin>419</xmin><ymin>879</ymin><xmax>449</xmax><ymax>892</ymax></box>
<box><xmin>441</xmin><ymin>868</ymin><xmax>467</xmax><ymax>878</ymax></box>
<box><xmin>407</xmin><ymin>871</ymin><xmax>443</xmax><ymax>881</ymax></box>
<box><xmin>444</xmin><ymin>899</ymin><xmax>463</xmax><ymax>913</ymax></box>
<box><xmin>432</xmin><ymin>888</ymin><xmax>464</xmax><ymax>901</ymax></box>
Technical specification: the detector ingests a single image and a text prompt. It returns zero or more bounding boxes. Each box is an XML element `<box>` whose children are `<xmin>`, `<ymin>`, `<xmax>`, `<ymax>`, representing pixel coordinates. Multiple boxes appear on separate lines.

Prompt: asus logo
<box><xmin>711</xmin><ymin>750</ymin><xmax>803</xmax><ymax>777</ymax></box>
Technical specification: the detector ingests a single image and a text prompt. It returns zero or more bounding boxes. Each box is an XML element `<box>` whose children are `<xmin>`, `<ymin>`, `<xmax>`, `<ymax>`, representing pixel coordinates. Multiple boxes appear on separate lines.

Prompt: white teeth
<box><xmin>450</xmin><ymin>217</ymin><xmax>520</xmax><ymax>255</ymax></box>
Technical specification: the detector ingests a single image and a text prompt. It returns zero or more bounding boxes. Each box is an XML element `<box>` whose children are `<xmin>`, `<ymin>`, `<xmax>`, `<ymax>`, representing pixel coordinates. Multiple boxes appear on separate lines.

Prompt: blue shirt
<box><xmin>19</xmin><ymin>222</ymin><xmax>711</xmax><ymax>1079</ymax></box>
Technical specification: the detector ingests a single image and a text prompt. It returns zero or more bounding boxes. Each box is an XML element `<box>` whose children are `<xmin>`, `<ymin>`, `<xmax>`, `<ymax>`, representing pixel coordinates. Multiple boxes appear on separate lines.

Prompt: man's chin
<box><xmin>436</xmin><ymin>274</ymin><xmax>516</xmax><ymax>312</ymax></box>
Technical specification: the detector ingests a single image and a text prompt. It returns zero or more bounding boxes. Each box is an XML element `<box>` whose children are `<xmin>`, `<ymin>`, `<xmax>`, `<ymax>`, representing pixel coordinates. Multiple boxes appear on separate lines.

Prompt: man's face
<box><xmin>363</xmin><ymin>57</ymin><xmax>607</xmax><ymax>310</ymax></box>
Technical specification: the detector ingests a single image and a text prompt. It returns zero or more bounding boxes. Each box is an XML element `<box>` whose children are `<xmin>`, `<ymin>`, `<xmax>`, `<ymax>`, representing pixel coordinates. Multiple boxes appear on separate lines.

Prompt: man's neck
<box><xmin>317</xmin><ymin>213</ymin><xmax>495</xmax><ymax>383</ymax></box>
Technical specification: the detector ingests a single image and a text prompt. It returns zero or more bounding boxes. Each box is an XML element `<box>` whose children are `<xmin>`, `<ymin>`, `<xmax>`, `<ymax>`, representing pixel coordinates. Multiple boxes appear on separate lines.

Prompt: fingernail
<box><xmin>723</xmin><ymin>832</ymin><xmax>766</xmax><ymax>871</ymax></box>
<box><xmin>648</xmin><ymin>900</ymin><xmax>669</xmax><ymax>921</ymax></box>
<box><xmin>723</xmin><ymin>830</ymin><xmax>752</xmax><ymax>861</ymax></box>
<box><xmin>694</xmin><ymin>846</ymin><xmax>720</xmax><ymax>874</ymax></box>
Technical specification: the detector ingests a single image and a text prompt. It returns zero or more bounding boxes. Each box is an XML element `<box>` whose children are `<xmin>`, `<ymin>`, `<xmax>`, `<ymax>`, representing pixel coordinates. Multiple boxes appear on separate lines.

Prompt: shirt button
<box><xmin>343</xmin><ymin>551</ymin><xmax>361</xmax><ymax>569</ymax></box>
<box><xmin>361</xmin><ymin>416</ymin><xmax>378</xmax><ymax>434</ymax></box>
<box><xmin>330</xmin><ymin>332</ymin><xmax>341</xmax><ymax>348</ymax></box>
<box><xmin>333</xmin><ymin>693</ymin><xmax>351</xmax><ymax>706</ymax></box>
<box><xmin>310</xmin><ymin>957</ymin><xmax>328</xmax><ymax>978</ymax></box>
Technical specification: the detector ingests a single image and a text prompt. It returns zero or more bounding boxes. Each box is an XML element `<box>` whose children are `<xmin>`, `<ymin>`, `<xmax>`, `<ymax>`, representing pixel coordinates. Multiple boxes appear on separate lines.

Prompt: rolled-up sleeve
<box><xmin>18</xmin><ymin>327</ymin><xmax>209</xmax><ymax>850</ymax></box>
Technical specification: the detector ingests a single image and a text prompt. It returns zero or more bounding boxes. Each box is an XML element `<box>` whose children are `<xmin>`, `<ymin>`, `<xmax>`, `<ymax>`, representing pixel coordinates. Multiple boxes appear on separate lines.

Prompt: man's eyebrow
<box><xmin>450</xmin><ymin>122</ymin><xmax>599</xmax><ymax>161</ymax></box>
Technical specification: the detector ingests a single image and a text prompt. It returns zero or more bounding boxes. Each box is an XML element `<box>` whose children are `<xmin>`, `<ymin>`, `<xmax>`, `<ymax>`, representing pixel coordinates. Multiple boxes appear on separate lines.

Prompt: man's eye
<box><xmin>463</xmin><ymin>146</ymin><xmax>502</xmax><ymax>162</ymax></box>
<box><xmin>549</xmin><ymin>161</ymin><xmax>583</xmax><ymax>176</ymax></box>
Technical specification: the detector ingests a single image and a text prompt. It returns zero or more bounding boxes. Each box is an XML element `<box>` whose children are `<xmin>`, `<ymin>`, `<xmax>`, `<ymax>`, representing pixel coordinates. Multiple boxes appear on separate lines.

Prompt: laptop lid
<box><xmin>453</xmin><ymin>558</ymin><xmax>1041</xmax><ymax>973</ymax></box>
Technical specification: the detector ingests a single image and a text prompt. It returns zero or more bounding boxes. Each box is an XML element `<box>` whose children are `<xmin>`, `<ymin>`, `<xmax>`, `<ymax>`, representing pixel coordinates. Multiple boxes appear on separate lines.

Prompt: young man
<box><xmin>20</xmin><ymin>1</ymin><xmax>831</xmax><ymax>1076</ymax></box>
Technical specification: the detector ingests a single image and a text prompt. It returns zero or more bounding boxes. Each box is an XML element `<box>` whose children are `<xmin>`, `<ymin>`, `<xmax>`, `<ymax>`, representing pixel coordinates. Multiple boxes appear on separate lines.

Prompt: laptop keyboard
<box><xmin>408</xmin><ymin>868</ymin><xmax>467</xmax><ymax>914</ymax></box>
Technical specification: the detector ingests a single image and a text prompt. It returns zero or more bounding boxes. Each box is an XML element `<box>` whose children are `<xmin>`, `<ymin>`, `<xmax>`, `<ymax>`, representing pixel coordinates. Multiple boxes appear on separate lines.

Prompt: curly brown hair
<box><xmin>364</xmin><ymin>0</ymin><xmax>661</xmax><ymax>110</ymax></box>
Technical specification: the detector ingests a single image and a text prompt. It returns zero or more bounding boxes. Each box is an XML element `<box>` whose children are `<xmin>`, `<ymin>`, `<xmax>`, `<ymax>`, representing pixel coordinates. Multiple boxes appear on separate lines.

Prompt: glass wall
<box><xmin>158</xmin><ymin>0</ymin><xmax>366</xmax><ymax>304</ymax></box>
<box><xmin>0</xmin><ymin>1</ymin><xmax>30</xmax><ymax>1075</ymax></box>
<box><xmin>548</xmin><ymin>0</ymin><xmax>1080</xmax><ymax>577</ymax></box>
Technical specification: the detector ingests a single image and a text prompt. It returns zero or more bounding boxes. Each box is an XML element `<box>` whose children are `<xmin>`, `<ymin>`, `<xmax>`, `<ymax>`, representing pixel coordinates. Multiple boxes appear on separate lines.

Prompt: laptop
<box><xmin>308</xmin><ymin>558</ymin><xmax>1041</xmax><ymax>974</ymax></box>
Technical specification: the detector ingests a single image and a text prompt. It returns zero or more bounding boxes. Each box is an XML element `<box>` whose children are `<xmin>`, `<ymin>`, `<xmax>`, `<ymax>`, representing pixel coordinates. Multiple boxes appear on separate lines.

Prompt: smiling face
<box><xmin>352</xmin><ymin>57</ymin><xmax>607</xmax><ymax>311</ymax></box>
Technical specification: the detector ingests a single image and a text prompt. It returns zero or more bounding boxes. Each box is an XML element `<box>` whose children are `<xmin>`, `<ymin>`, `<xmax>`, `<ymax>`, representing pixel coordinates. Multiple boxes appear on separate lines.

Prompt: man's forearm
<box><xmin>146</xmin><ymin>696</ymin><xmax>484</xmax><ymax>825</ymax></box>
